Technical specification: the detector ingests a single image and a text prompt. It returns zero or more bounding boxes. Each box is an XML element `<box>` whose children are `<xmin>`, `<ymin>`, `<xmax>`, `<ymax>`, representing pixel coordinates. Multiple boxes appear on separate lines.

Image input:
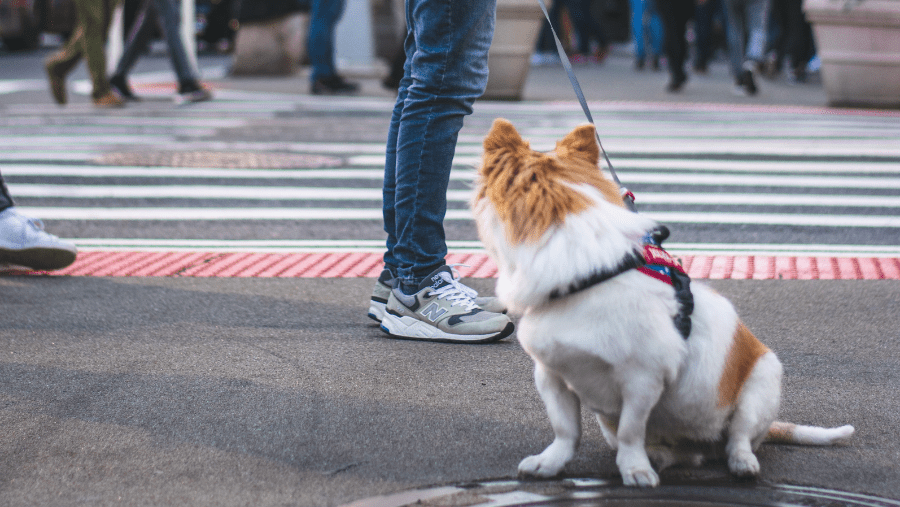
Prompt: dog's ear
<box><xmin>484</xmin><ymin>118</ymin><xmax>528</xmax><ymax>153</ymax></box>
<box><xmin>556</xmin><ymin>124</ymin><xmax>599</xmax><ymax>164</ymax></box>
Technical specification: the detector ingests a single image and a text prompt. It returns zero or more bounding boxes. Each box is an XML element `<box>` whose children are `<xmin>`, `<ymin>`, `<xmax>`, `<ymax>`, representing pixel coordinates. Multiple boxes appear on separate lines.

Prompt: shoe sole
<box><xmin>0</xmin><ymin>247</ymin><xmax>76</xmax><ymax>271</ymax></box>
<box><xmin>379</xmin><ymin>313</ymin><xmax>514</xmax><ymax>344</ymax></box>
<box><xmin>367</xmin><ymin>298</ymin><xmax>387</xmax><ymax>323</ymax></box>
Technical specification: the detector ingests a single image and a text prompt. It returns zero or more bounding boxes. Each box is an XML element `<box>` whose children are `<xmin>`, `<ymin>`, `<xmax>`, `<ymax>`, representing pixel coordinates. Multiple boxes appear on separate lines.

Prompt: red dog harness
<box><xmin>548</xmin><ymin>226</ymin><xmax>694</xmax><ymax>339</ymax></box>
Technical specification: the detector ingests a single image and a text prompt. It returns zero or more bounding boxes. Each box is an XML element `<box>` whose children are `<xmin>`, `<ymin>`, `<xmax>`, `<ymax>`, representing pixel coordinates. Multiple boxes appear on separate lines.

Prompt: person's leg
<box><xmin>0</xmin><ymin>172</ymin><xmax>14</xmax><ymax>212</ymax></box>
<box><xmin>75</xmin><ymin>0</ymin><xmax>116</xmax><ymax>99</ymax></box>
<box><xmin>647</xmin><ymin>0</ymin><xmax>663</xmax><ymax>60</ymax></box>
<box><xmin>153</xmin><ymin>0</ymin><xmax>200</xmax><ymax>87</ymax></box>
<box><xmin>388</xmin><ymin>0</ymin><xmax>495</xmax><ymax>292</ymax></box>
<box><xmin>113</xmin><ymin>0</ymin><xmax>155</xmax><ymax>79</ymax></box>
<box><xmin>630</xmin><ymin>0</ymin><xmax>647</xmax><ymax>62</ymax></box>
<box><xmin>45</xmin><ymin>23</ymin><xmax>85</xmax><ymax>104</ymax></box>
<box><xmin>308</xmin><ymin>0</ymin><xmax>345</xmax><ymax>81</ymax></box>
<box><xmin>744</xmin><ymin>0</ymin><xmax>770</xmax><ymax>65</ymax></box>
<box><xmin>723</xmin><ymin>0</ymin><xmax>746</xmax><ymax>79</ymax></box>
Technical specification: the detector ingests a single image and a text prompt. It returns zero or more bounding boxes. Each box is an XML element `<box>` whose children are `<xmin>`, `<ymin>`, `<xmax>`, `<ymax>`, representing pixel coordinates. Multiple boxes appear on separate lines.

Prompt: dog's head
<box><xmin>477</xmin><ymin>118</ymin><xmax>625</xmax><ymax>245</ymax></box>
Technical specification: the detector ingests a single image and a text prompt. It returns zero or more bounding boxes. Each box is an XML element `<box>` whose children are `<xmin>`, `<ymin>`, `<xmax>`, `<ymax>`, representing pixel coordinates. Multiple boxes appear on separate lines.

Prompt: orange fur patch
<box><xmin>479</xmin><ymin>119</ymin><xmax>624</xmax><ymax>245</ymax></box>
<box><xmin>765</xmin><ymin>421</ymin><xmax>796</xmax><ymax>443</ymax></box>
<box><xmin>717</xmin><ymin>322</ymin><xmax>770</xmax><ymax>408</ymax></box>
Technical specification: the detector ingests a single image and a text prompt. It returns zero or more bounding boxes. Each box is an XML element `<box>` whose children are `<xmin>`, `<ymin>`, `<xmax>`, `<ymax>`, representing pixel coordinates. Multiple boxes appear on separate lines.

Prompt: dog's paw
<box><xmin>621</xmin><ymin>466</ymin><xmax>660</xmax><ymax>488</ymax></box>
<box><xmin>518</xmin><ymin>454</ymin><xmax>566</xmax><ymax>478</ymax></box>
<box><xmin>728</xmin><ymin>450</ymin><xmax>760</xmax><ymax>477</ymax></box>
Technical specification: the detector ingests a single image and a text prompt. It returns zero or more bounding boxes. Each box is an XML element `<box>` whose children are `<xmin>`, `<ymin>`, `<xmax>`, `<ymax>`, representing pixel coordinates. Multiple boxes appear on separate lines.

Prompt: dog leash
<box><xmin>534</xmin><ymin>0</ymin><xmax>636</xmax><ymax>211</ymax></box>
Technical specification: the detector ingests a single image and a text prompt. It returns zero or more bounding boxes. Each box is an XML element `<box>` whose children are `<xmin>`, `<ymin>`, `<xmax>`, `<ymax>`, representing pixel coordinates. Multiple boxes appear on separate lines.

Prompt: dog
<box><xmin>471</xmin><ymin>118</ymin><xmax>854</xmax><ymax>487</ymax></box>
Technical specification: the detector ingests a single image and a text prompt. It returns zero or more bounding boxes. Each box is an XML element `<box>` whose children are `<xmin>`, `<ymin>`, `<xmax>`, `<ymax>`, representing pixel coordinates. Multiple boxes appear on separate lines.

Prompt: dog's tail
<box><xmin>765</xmin><ymin>421</ymin><xmax>855</xmax><ymax>445</ymax></box>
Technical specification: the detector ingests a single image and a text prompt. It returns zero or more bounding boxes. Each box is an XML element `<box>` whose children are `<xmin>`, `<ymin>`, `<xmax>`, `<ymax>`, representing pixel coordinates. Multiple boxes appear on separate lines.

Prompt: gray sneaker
<box><xmin>368</xmin><ymin>265</ymin><xmax>507</xmax><ymax>323</ymax></box>
<box><xmin>380</xmin><ymin>266</ymin><xmax>514</xmax><ymax>343</ymax></box>
<box><xmin>0</xmin><ymin>207</ymin><xmax>77</xmax><ymax>270</ymax></box>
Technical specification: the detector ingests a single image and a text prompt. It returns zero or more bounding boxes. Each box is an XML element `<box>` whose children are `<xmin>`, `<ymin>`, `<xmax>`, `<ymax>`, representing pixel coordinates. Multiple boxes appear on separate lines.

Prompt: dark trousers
<box><xmin>655</xmin><ymin>0</ymin><xmax>694</xmax><ymax>80</ymax></box>
<box><xmin>0</xmin><ymin>171</ymin><xmax>14</xmax><ymax>211</ymax></box>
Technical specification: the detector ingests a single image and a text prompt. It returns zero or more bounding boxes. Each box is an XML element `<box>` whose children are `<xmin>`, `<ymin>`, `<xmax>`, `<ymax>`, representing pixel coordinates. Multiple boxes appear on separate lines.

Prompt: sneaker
<box><xmin>741</xmin><ymin>62</ymin><xmax>759</xmax><ymax>95</ymax></box>
<box><xmin>368</xmin><ymin>266</ymin><xmax>507</xmax><ymax>323</ymax></box>
<box><xmin>175</xmin><ymin>86</ymin><xmax>213</xmax><ymax>105</ymax></box>
<box><xmin>110</xmin><ymin>74</ymin><xmax>140</xmax><ymax>101</ymax></box>
<box><xmin>93</xmin><ymin>91</ymin><xmax>125</xmax><ymax>108</ymax></box>
<box><xmin>380</xmin><ymin>265</ymin><xmax>514</xmax><ymax>343</ymax></box>
<box><xmin>0</xmin><ymin>207</ymin><xmax>77</xmax><ymax>271</ymax></box>
<box><xmin>311</xmin><ymin>75</ymin><xmax>360</xmax><ymax>95</ymax></box>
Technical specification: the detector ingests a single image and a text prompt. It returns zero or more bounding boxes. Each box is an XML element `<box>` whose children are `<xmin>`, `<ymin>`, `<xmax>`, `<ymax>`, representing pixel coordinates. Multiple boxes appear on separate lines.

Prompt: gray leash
<box><xmin>534</xmin><ymin>0</ymin><xmax>636</xmax><ymax>211</ymax></box>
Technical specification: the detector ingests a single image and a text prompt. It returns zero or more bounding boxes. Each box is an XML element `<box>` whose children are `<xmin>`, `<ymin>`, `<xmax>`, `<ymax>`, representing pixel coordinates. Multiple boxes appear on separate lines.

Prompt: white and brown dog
<box><xmin>472</xmin><ymin>119</ymin><xmax>854</xmax><ymax>487</ymax></box>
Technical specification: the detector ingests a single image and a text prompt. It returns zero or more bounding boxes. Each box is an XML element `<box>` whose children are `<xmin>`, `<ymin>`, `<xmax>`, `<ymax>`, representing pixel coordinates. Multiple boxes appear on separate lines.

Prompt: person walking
<box><xmin>44</xmin><ymin>0</ymin><xmax>125</xmax><ymax>107</ymax></box>
<box><xmin>654</xmin><ymin>0</ymin><xmax>694</xmax><ymax>92</ymax></box>
<box><xmin>307</xmin><ymin>0</ymin><xmax>359</xmax><ymax>94</ymax></box>
<box><xmin>630</xmin><ymin>0</ymin><xmax>663</xmax><ymax>70</ymax></box>
<box><xmin>724</xmin><ymin>0</ymin><xmax>771</xmax><ymax>95</ymax></box>
<box><xmin>109</xmin><ymin>0</ymin><xmax>213</xmax><ymax>104</ymax></box>
<box><xmin>367</xmin><ymin>0</ymin><xmax>513</xmax><ymax>343</ymax></box>
<box><xmin>0</xmin><ymin>171</ymin><xmax>77</xmax><ymax>271</ymax></box>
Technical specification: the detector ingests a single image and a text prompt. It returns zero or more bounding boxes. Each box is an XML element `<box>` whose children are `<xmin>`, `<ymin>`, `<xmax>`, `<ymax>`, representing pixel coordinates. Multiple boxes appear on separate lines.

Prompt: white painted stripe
<box><xmin>9</xmin><ymin>185</ymin><xmax>900</xmax><ymax>208</ymax></box>
<box><xmin>0</xmin><ymin>135</ymin><xmax>175</xmax><ymax>147</ymax></box>
<box><xmin>6</xmin><ymin>164</ymin><xmax>899</xmax><ymax>189</ymax></box>
<box><xmin>19</xmin><ymin>207</ymin><xmax>900</xmax><ymax>227</ymax></box>
<box><xmin>68</xmin><ymin>238</ymin><xmax>900</xmax><ymax>257</ymax></box>
<box><xmin>0</xmin><ymin>152</ymin><xmax>101</xmax><ymax>161</ymax></box>
<box><xmin>611</xmin><ymin>159</ymin><xmax>900</xmax><ymax>175</ymax></box>
<box><xmin>648</xmin><ymin>211</ymin><xmax>900</xmax><ymax>228</ymax></box>
<box><xmin>619</xmin><ymin>173</ymin><xmax>900</xmax><ymax>189</ymax></box>
<box><xmin>0</xmin><ymin>164</ymin><xmax>477</xmax><ymax>181</ymax></box>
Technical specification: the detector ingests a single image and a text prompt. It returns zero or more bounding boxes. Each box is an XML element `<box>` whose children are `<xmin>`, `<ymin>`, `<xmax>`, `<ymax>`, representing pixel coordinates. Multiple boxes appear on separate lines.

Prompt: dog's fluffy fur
<box><xmin>472</xmin><ymin>119</ymin><xmax>854</xmax><ymax>487</ymax></box>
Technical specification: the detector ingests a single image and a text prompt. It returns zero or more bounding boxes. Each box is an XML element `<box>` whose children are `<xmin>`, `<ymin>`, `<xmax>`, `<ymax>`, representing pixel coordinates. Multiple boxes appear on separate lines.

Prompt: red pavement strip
<box><xmin>8</xmin><ymin>251</ymin><xmax>900</xmax><ymax>280</ymax></box>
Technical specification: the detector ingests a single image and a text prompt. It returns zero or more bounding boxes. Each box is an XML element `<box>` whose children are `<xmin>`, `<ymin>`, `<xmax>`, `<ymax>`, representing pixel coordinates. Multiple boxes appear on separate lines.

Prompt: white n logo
<box><xmin>421</xmin><ymin>302</ymin><xmax>447</xmax><ymax>322</ymax></box>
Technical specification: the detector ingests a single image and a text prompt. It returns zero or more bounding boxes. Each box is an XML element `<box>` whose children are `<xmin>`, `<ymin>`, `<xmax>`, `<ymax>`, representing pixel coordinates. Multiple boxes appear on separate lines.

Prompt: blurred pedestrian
<box><xmin>0</xmin><ymin>170</ymin><xmax>77</xmax><ymax>271</ymax></box>
<box><xmin>654</xmin><ymin>0</ymin><xmax>694</xmax><ymax>92</ymax></box>
<box><xmin>630</xmin><ymin>0</ymin><xmax>663</xmax><ymax>70</ymax></box>
<box><xmin>781</xmin><ymin>0</ymin><xmax>815</xmax><ymax>82</ymax></box>
<box><xmin>724</xmin><ymin>0</ymin><xmax>770</xmax><ymax>95</ymax></box>
<box><xmin>308</xmin><ymin>0</ymin><xmax>358</xmax><ymax>94</ymax></box>
<box><xmin>109</xmin><ymin>0</ymin><xmax>213</xmax><ymax>104</ymax></box>
<box><xmin>693</xmin><ymin>0</ymin><xmax>726</xmax><ymax>73</ymax></box>
<box><xmin>44</xmin><ymin>0</ymin><xmax>125</xmax><ymax>107</ymax></box>
<box><xmin>567</xmin><ymin>0</ymin><xmax>610</xmax><ymax>63</ymax></box>
<box><xmin>369</xmin><ymin>0</ymin><xmax>513</xmax><ymax>343</ymax></box>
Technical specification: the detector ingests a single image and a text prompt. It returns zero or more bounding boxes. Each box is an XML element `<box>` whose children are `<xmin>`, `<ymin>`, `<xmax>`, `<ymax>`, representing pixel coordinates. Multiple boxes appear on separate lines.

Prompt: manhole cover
<box><xmin>340</xmin><ymin>479</ymin><xmax>900</xmax><ymax>507</ymax></box>
<box><xmin>96</xmin><ymin>151</ymin><xmax>343</xmax><ymax>169</ymax></box>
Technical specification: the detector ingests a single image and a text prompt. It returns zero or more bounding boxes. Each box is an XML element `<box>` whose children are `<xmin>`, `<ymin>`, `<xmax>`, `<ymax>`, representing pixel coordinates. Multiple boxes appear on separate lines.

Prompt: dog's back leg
<box><xmin>518</xmin><ymin>363</ymin><xmax>582</xmax><ymax>478</ymax></box>
<box><xmin>725</xmin><ymin>351</ymin><xmax>782</xmax><ymax>477</ymax></box>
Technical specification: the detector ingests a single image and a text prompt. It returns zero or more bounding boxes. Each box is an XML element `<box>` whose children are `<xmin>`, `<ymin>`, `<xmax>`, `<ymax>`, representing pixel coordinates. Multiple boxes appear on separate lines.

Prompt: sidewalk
<box><xmin>208</xmin><ymin>44</ymin><xmax>830</xmax><ymax>108</ymax></box>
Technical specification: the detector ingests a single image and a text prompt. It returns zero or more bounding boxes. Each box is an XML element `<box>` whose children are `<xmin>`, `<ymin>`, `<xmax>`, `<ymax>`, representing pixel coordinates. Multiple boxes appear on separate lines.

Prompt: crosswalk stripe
<box><xmin>9</xmin><ymin>184</ymin><xmax>900</xmax><ymax>208</ymax></box>
<box><xmin>5</xmin><ymin>163</ymin><xmax>899</xmax><ymax>189</ymax></box>
<box><xmin>17</xmin><ymin>207</ymin><xmax>900</xmax><ymax>228</ymax></box>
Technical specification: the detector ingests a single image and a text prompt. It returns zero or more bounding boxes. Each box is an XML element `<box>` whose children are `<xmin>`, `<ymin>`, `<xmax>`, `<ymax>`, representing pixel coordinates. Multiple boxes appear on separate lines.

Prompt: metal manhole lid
<box><xmin>96</xmin><ymin>151</ymin><xmax>343</xmax><ymax>169</ymax></box>
<box><xmin>339</xmin><ymin>478</ymin><xmax>900</xmax><ymax>507</ymax></box>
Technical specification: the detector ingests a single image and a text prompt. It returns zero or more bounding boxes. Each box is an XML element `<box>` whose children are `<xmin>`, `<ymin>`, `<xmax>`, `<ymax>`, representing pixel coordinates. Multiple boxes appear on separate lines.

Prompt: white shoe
<box><xmin>380</xmin><ymin>265</ymin><xmax>514</xmax><ymax>343</ymax></box>
<box><xmin>0</xmin><ymin>207</ymin><xmax>77</xmax><ymax>270</ymax></box>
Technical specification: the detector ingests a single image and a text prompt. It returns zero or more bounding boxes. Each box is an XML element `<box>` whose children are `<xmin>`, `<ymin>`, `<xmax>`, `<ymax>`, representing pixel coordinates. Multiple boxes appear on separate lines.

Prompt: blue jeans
<box><xmin>630</xmin><ymin>0</ymin><xmax>663</xmax><ymax>60</ymax></box>
<box><xmin>308</xmin><ymin>0</ymin><xmax>345</xmax><ymax>81</ymax></box>
<box><xmin>114</xmin><ymin>0</ymin><xmax>197</xmax><ymax>87</ymax></box>
<box><xmin>382</xmin><ymin>0</ymin><xmax>496</xmax><ymax>291</ymax></box>
<box><xmin>724</xmin><ymin>0</ymin><xmax>770</xmax><ymax>77</ymax></box>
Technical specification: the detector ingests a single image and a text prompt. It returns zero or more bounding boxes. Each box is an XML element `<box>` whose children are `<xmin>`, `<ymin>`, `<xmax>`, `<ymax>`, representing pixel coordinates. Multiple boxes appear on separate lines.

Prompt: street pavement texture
<box><xmin>1</xmin><ymin>47</ymin><xmax>899</xmax><ymax>506</ymax></box>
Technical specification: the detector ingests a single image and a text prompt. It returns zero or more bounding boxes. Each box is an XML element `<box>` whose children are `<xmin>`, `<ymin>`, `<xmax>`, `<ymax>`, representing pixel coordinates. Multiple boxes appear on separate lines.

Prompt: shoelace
<box><xmin>427</xmin><ymin>272</ymin><xmax>480</xmax><ymax>312</ymax></box>
<box><xmin>446</xmin><ymin>263</ymin><xmax>480</xmax><ymax>300</ymax></box>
